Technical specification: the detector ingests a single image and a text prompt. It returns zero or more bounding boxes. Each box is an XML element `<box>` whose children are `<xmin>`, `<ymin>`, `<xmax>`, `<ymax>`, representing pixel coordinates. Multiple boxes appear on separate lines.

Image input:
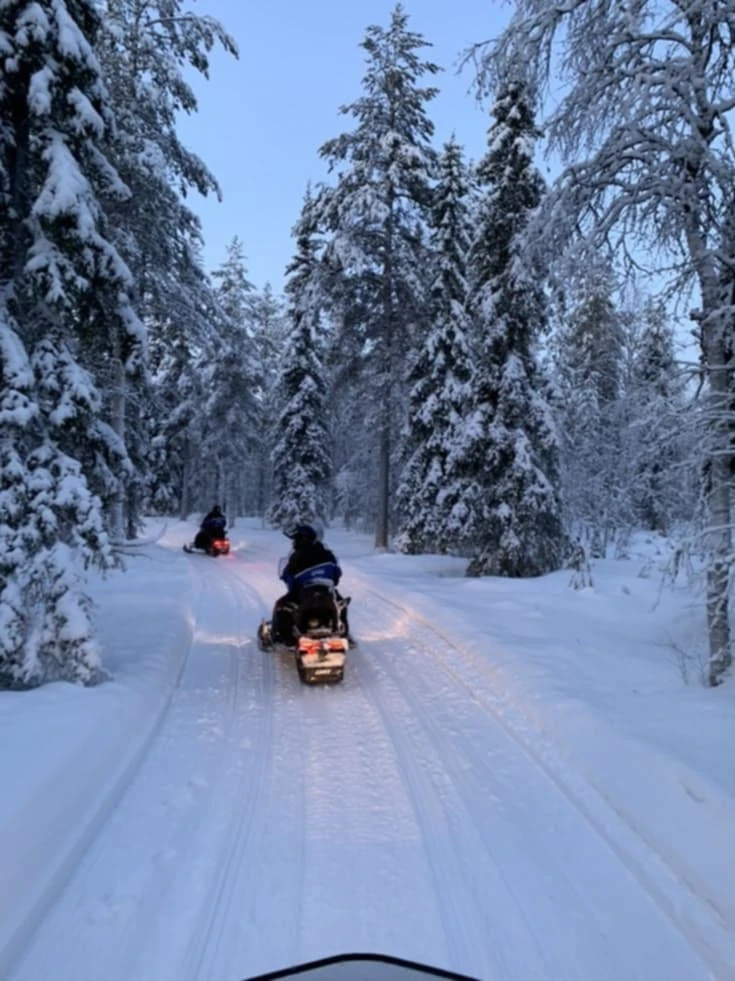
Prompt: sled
<box><xmin>183</xmin><ymin>537</ymin><xmax>230</xmax><ymax>557</ymax></box>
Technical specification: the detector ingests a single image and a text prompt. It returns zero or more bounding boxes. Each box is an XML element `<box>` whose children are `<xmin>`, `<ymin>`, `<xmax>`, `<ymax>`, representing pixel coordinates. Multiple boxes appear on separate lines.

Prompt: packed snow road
<box><xmin>8</xmin><ymin>526</ymin><xmax>728</xmax><ymax>981</ymax></box>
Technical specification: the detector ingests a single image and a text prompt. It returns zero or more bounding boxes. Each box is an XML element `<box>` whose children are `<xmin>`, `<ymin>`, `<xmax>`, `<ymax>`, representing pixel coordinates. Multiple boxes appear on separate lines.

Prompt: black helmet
<box><xmin>286</xmin><ymin>523</ymin><xmax>318</xmax><ymax>546</ymax></box>
<box><xmin>211</xmin><ymin>505</ymin><xmax>223</xmax><ymax>517</ymax></box>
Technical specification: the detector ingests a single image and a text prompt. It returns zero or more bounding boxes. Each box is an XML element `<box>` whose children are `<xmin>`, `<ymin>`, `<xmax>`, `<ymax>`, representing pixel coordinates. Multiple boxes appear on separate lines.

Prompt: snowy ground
<box><xmin>1</xmin><ymin>518</ymin><xmax>734</xmax><ymax>981</ymax></box>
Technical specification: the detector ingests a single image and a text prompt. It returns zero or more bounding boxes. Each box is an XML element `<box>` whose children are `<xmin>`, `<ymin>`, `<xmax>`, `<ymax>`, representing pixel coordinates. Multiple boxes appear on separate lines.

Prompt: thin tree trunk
<box><xmin>375</xmin><ymin>192</ymin><xmax>395</xmax><ymax>550</ymax></box>
<box><xmin>179</xmin><ymin>441</ymin><xmax>190</xmax><ymax>520</ymax></box>
<box><xmin>376</xmin><ymin>417</ymin><xmax>391</xmax><ymax>549</ymax></box>
<box><xmin>703</xmin><ymin>348</ymin><xmax>732</xmax><ymax>685</ymax></box>
<box><xmin>109</xmin><ymin>356</ymin><xmax>126</xmax><ymax>541</ymax></box>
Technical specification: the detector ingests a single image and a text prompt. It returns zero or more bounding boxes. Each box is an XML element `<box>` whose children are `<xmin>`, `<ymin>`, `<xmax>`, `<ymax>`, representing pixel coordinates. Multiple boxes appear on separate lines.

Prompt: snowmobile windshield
<box><xmin>243</xmin><ymin>953</ymin><xmax>479</xmax><ymax>981</ymax></box>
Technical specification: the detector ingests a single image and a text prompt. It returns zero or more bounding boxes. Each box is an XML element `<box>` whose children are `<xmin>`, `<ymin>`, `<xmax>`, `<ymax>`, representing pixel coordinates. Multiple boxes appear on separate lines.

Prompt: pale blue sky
<box><xmin>177</xmin><ymin>1</ymin><xmax>512</xmax><ymax>292</ymax></box>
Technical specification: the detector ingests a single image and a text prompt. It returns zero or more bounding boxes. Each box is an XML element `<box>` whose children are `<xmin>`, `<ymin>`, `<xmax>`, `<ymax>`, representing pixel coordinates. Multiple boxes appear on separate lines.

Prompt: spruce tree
<box><xmin>249</xmin><ymin>283</ymin><xmax>287</xmax><ymax>515</ymax></box>
<box><xmin>316</xmin><ymin>3</ymin><xmax>439</xmax><ymax>547</ymax></box>
<box><xmin>552</xmin><ymin>264</ymin><xmax>625</xmax><ymax>552</ymax></box>
<box><xmin>97</xmin><ymin>0</ymin><xmax>236</xmax><ymax>531</ymax></box>
<box><xmin>629</xmin><ymin>299</ymin><xmax>688</xmax><ymax>533</ymax></box>
<box><xmin>397</xmin><ymin>137</ymin><xmax>477</xmax><ymax>554</ymax></box>
<box><xmin>267</xmin><ymin>195</ymin><xmax>331</xmax><ymax>530</ymax></box>
<box><xmin>205</xmin><ymin>237</ymin><xmax>261</xmax><ymax>515</ymax></box>
<box><xmin>0</xmin><ymin>0</ymin><xmax>140</xmax><ymax>686</ymax></box>
<box><xmin>466</xmin><ymin>82</ymin><xmax>563</xmax><ymax>578</ymax></box>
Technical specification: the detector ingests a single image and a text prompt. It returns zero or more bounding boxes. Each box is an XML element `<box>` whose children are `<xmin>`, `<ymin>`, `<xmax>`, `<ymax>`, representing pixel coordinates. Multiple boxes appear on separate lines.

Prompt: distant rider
<box><xmin>194</xmin><ymin>505</ymin><xmax>227</xmax><ymax>550</ymax></box>
<box><xmin>271</xmin><ymin>524</ymin><xmax>353</xmax><ymax>646</ymax></box>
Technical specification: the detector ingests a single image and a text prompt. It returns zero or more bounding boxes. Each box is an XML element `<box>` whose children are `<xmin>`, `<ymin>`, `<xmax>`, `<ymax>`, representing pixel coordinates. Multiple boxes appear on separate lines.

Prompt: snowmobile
<box><xmin>182</xmin><ymin>534</ymin><xmax>231</xmax><ymax>557</ymax></box>
<box><xmin>258</xmin><ymin>563</ymin><xmax>350</xmax><ymax>684</ymax></box>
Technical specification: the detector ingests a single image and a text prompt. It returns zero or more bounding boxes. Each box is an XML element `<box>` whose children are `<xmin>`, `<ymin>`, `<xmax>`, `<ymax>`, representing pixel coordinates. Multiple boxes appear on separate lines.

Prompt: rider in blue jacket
<box><xmin>272</xmin><ymin>524</ymin><xmax>353</xmax><ymax>645</ymax></box>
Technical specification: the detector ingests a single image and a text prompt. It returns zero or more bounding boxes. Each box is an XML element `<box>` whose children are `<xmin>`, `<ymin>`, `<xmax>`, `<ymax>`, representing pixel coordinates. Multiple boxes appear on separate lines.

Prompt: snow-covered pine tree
<box><xmin>204</xmin><ymin>237</ymin><xmax>261</xmax><ymax>517</ymax></box>
<box><xmin>317</xmin><ymin>245</ymin><xmax>381</xmax><ymax>531</ymax></box>
<box><xmin>465</xmin><ymin>81</ymin><xmax>564</xmax><ymax>578</ymax></box>
<box><xmin>551</xmin><ymin>262</ymin><xmax>625</xmax><ymax>554</ymax></box>
<box><xmin>147</xmin><ymin>318</ymin><xmax>208</xmax><ymax>517</ymax></box>
<box><xmin>96</xmin><ymin>0</ymin><xmax>236</xmax><ymax>532</ymax></box>
<box><xmin>143</xmin><ymin>235</ymin><xmax>223</xmax><ymax>519</ymax></box>
<box><xmin>0</xmin><ymin>0</ymin><xmax>144</xmax><ymax>687</ymax></box>
<box><xmin>248</xmin><ymin>283</ymin><xmax>287</xmax><ymax>515</ymax></box>
<box><xmin>267</xmin><ymin>194</ymin><xmax>331</xmax><ymax>531</ymax></box>
<box><xmin>396</xmin><ymin>136</ymin><xmax>477</xmax><ymax>554</ymax></box>
<box><xmin>474</xmin><ymin>0</ymin><xmax>735</xmax><ymax>683</ymax></box>
<box><xmin>628</xmin><ymin>298</ymin><xmax>690</xmax><ymax>533</ymax></box>
<box><xmin>316</xmin><ymin>3</ymin><xmax>439</xmax><ymax>547</ymax></box>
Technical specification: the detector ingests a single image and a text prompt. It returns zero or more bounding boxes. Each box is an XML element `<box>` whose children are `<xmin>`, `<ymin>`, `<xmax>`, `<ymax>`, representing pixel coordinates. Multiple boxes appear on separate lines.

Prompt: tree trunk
<box><xmin>703</xmin><ymin>339</ymin><xmax>733</xmax><ymax>685</ymax></box>
<box><xmin>694</xmin><ymin>262</ymin><xmax>733</xmax><ymax>685</ymax></box>
<box><xmin>684</xmin><ymin>11</ymin><xmax>733</xmax><ymax>685</ymax></box>
<box><xmin>109</xmin><ymin>356</ymin><xmax>126</xmax><ymax>541</ymax></box>
<box><xmin>179</xmin><ymin>442</ymin><xmax>190</xmax><ymax>520</ymax></box>
<box><xmin>376</xmin><ymin>417</ymin><xmax>390</xmax><ymax>549</ymax></box>
<box><xmin>375</xmin><ymin>192</ymin><xmax>395</xmax><ymax>550</ymax></box>
<box><xmin>126</xmin><ymin>480</ymin><xmax>138</xmax><ymax>540</ymax></box>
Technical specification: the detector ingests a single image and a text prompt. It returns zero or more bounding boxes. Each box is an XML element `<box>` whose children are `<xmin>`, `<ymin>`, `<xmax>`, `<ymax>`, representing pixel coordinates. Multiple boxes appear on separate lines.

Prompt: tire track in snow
<box><xmin>1</xmin><ymin>545</ymin><xmax>205</xmax><ymax>979</ymax></box>
<box><xmin>355</xmin><ymin>611</ymin><xmax>615</xmax><ymax>980</ymax></box>
<box><xmin>202</xmin><ymin>553</ymin><xmax>454</xmax><ymax>978</ymax></box>
<box><xmin>291</xmin><ymin>673</ymin><xmax>451</xmax><ymax>973</ymax></box>
<box><xmin>352</xmin><ymin>650</ymin><xmax>540</xmax><ymax>981</ymax></box>
<box><xmin>184</xmin><ymin>568</ymin><xmax>278</xmax><ymax>981</ymax></box>
<box><xmin>354</xmin><ymin>584</ymin><xmax>731</xmax><ymax>980</ymax></box>
<box><xmin>9</xmin><ymin>554</ymin><xmax>274</xmax><ymax>981</ymax></box>
<box><xmin>187</xmin><ymin>553</ymin><xmax>310</xmax><ymax>981</ymax></box>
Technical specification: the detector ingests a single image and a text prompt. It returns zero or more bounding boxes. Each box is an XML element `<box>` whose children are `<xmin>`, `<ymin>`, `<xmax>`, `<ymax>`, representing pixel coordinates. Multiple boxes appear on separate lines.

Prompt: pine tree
<box><xmin>466</xmin><ymin>82</ymin><xmax>563</xmax><ymax>578</ymax></box>
<box><xmin>629</xmin><ymin>299</ymin><xmax>689</xmax><ymax>533</ymax></box>
<box><xmin>96</xmin><ymin>0</ymin><xmax>237</xmax><ymax>532</ymax></box>
<box><xmin>552</xmin><ymin>263</ymin><xmax>625</xmax><ymax>553</ymax></box>
<box><xmin>267</xmin><ymin>195</ymin><xmax>331</xmax><ymax>530</ymax></box>
<box><xmin>249</xmin><ymin>283</ymin><xmax>287</xmax><ymax>515</ymax></box>
<box><xmin>316</xmin><ymin>3</ymin><xmax>439</xmax><ymax>547</ymax></box>
<box><xmin>397</xmin><ymin>137</ymin><xmax>477</xmax><ymax>554</ymax></box>
<box><xmin>143</xmin><ymin>234</ymin><xmax>223</xmax><ymax>519</ymax></box>
<box><xmin>0</xmin><ymin>0</ymin><xmax>142</xmax><ymax>687</ymax></box>
<box><xmin>205</xmin><ymin>237</ymin><xmax>261</xmax><ymax>516</ymax></box>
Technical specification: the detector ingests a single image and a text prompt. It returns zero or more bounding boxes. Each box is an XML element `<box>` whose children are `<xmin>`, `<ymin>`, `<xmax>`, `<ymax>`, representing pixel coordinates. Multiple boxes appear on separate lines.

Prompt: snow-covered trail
<box><xmin>9</xmin><ymin>530</ymin><xmax>724</xmax><ymax>981</ymax></box>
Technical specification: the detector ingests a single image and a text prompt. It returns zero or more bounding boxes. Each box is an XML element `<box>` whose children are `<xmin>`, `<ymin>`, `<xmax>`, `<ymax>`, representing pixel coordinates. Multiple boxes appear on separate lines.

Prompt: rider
<box><xmin>271</xmin><ymin>524</ymin><xmax>353</xmax><ymax>646</ymax></box>
<box><xmin>194</xmin><ymin>505</ymin><xmax>227</xmax><ymax>549</ymax></box>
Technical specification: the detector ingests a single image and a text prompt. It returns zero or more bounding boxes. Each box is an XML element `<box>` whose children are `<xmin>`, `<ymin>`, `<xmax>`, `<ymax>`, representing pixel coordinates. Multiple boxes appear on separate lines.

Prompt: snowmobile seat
<box><xmin>296</xmin><ymin>583</ymin><xmax>341</xmax><ymax>636</ymax></box>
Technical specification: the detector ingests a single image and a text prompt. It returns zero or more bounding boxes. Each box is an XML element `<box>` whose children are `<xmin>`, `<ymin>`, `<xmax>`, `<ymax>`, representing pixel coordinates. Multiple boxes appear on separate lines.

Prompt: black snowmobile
<box><xmin>258</xmin><ymin>560</ymin><xmax>350</xmax><ymax>684</ymax></box>
<box><xmin>183</xmin><ymin>519</ymin><xmax>230</xmax><ymax>557</ymax></box>
<box><xmin>183</xmin><ymin>535</ymin><xmax>230</xmax><ymax>557</ymax></box>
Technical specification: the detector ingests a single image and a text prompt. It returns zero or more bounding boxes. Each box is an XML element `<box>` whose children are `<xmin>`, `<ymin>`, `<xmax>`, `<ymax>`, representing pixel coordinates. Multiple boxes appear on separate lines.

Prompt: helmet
<box><xmin>286</xmin><ymin>523</ymin><xmax>318</xmax><ymax>546</ymax></box>
<box><xmin>211</xmin><ymin>505</ymin><xmax>223</xmax><ymax>517</ymax></box>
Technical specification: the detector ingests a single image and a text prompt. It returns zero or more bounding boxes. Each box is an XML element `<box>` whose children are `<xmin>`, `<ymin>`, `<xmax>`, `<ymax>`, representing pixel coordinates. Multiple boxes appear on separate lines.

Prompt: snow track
<box><xmin>355</xmin><ymin>583</ymin><xmax>735</xmax><ymax>980</ymax></box>
<box><xmin>10</xmin><ymin>555</ymin><xmax>273</xmax><ymax>981</ymax></box>
<box><xmin>9</xmin><ymin>540</ymin><xmax>732</xmax><ymax>981</ymax></box>
<box><xmin>0</xmin><ymin>548</ymin><xmax>197</xmax><ymax>979</ymax></box>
